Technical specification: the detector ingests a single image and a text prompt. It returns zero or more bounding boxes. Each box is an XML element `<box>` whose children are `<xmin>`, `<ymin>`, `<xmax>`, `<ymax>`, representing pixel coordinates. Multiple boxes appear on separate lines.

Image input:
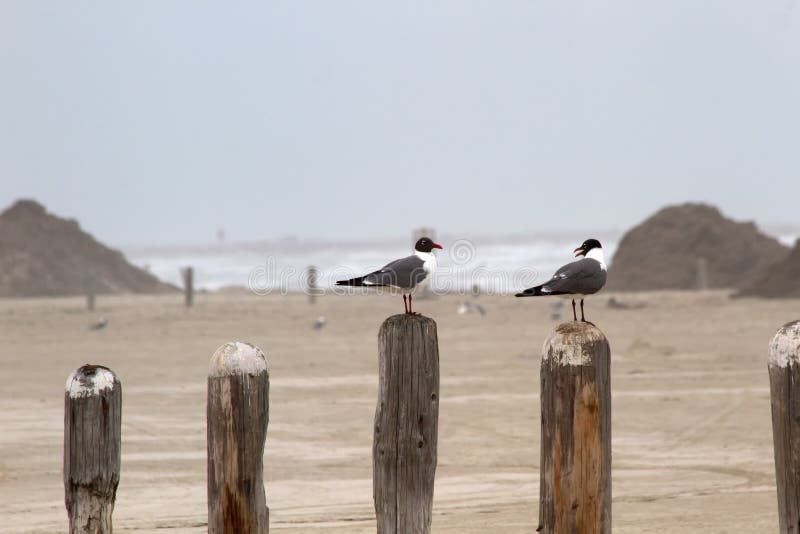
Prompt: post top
<box><xmin>209</xmin><ymin>341</ymin><xmax>268</xmax><ymax>378</ymax></box>
<box><xmin>543</xmin><ymin>321</ymin><xmax>608</xmax><ymax>366</ymax></box>
<box><xmin>380</xmin><ymin>313</ymin><xmax>438</xmax><ymax>336</ymax></box>
<box><xmin>65</xmin><ymin>364</ymin><xmax>118</xmax><ymax>398</ymax></box>
<box><xmin>557</xmin><ymin>321</ymin><xmax>607</xmax><ymax>335</ymax></box>
<box><xmin>769</xmin><ymin>320</ymin><xmax>800</xmax><ymax>368</ymax></box>
<box><xmin>383</xmin><ymin>313</ymin><xmax>437</xmax><ymax>325</ymax></box>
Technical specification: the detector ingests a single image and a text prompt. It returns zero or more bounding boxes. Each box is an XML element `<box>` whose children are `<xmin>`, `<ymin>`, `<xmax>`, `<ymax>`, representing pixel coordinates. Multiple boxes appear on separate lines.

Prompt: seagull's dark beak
<box><xmin>574</xmin><ymin>246</ymin><xmax>585</xmax><ymax>257</ymax></box>
<box><xmin>433</xmin><ymin>243</ymin><xmax>443</xmax><ymax>250</ymax></box>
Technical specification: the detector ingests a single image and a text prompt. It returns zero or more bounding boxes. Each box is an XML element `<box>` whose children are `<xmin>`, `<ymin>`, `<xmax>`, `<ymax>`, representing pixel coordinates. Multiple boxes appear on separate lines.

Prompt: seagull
<box><xmin>515</xmin><ymin>239</ymin><xmax>607</xmax><ymax>322</ymax></box>
<box><xmin>457</xmin><ymin>301</ymin><xmax>486</xmax><ymax>316</ymax></box>
<box><xmin>336</xmin><ymin>237</ymin><xmax>443</xmax><ymax>315</ymax></box>
<box><xmin>89</xmin><ymin>317</ymin><xmax>108</xmax><ymax>331</ymax></box>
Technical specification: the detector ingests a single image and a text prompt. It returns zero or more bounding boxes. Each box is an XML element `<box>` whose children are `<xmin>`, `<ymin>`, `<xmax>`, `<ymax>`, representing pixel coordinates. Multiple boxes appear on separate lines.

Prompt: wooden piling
<box><xmin>769</xmin><ymin>320</ymin><xmax>800</xmax><ymax>534</ymax></box>
<box><xmin>64</xmin><ymin>365</ymin><xmax>122</xmax><ymax>534</ymax></box>
<box><xmin>207</xmin><ymin>341</ymin><xmax>270</xmax><ymax>534</ymax></box>
<box><xmin>538</xmin><ymin>322</ymin><xmax>611</xmax><ymax>534</ymax></box>
<box><xmin>373</xmin><ymin>314</ymin><xmax>439</xmax><ymax>534</ymax></box>
<box><xmin>696</xmin><ymin>257</ymin><xmax>709</xmax><ymax>290</ymax></box>
<box><xmin>183</xmin><ymin>266</ymin><xmax>194</xmax><ymax>307</ymax></box>
<box><xmin>306</xmin><ymin>265</ymin><xmax>319</xmax><ymax>304</ymax></box>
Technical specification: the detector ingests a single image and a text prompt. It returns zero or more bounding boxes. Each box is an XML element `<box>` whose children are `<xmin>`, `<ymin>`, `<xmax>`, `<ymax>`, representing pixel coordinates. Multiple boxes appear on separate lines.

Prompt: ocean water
<box><xmin>124</xmin><ymin>229</ymin><xmax>797</xmax><ymax>295</ymax></box>
<box><xmin>124</xmin><ymin>232</ymin><xmax>618</xmax><ymax>295</ymax></box>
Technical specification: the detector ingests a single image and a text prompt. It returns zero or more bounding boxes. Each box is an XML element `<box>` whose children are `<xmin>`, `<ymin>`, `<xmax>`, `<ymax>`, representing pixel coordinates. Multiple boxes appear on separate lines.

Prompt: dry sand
<box><xmin>0</xmin><ymin>290</ymin><xmax>793</xmax><ymax>533</ymax></box>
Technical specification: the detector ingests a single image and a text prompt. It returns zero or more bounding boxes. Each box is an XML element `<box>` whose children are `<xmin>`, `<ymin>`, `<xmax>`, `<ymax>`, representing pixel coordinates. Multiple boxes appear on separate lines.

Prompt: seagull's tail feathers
<box><xmin>336</xmin><ymin>276</ymin><xmax>368</xmax><ymax>286</ymax></box>
<box><xmin>515</xmin><ymin>285</ymin><xmax>568</xmax><ymax>297</ymax></box>
<box><xmin>515</xmin><ymin>285</ymin><xmax>545</xmax><ymax>297</ymax></box>
<box><xmin>336</xmin><ymin>275</ymin><xmax>387</xmax><ymax>287</ymax></box>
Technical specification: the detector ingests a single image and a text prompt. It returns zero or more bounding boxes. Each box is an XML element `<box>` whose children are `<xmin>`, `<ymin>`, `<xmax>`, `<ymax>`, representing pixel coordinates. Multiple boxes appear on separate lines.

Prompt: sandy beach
<box><xmin>0</xmin><ymin>290</ymin><xmax>792</xmax><ymax>533</ymax></box>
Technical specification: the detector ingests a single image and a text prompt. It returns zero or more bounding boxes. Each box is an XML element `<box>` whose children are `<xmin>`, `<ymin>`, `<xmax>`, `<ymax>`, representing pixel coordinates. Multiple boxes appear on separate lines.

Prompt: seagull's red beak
<box><xmin>574</xmin><ymin>246</ymin><xmax>585</xmax><ymax>257</ymax></box>
<box><xmin>433</xmin><ymin>243</ymin><xmax>443</xmax><ymax>250</ymax></box>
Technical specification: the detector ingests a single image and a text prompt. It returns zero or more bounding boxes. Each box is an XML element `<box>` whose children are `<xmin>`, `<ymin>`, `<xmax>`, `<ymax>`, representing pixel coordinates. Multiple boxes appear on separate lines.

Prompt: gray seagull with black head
<box><xmin>336</xmin><ymin>237</ymin><xmax>443</xmax><ymax>315</ymax></box>
<box><xmin>515</xmin><ymin>239</ymin><xmax>607</xmax><ymax>322</ymax></box>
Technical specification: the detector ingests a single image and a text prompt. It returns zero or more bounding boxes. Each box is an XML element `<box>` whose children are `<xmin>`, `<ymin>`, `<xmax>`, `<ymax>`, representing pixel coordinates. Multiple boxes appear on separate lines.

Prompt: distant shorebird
<box><xmin>515</xmin><ymin>239</ymin><xmax>607</xmax><ymax>322</ymax></box>
<box><xmin>457</xmin><ymin>301</ymin><xmax>486</xmax><ymax>316</ymax></box>
<box><xmin>336</xmin><ymin>237</ymin><xmax>442</xmax><ymax>314</ymax></box>
<box><xmin>89</xmin><ymin>318</ymin><xmax>108</xmax><ymax>331</ymax></box>
<box><xmin>313</xmin><ymin>316</ymin><xmax>326</xmax><ymax>330</ymax></box>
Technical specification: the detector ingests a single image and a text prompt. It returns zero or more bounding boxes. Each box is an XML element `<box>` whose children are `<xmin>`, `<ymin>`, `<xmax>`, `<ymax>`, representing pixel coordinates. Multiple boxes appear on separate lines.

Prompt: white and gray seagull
<box><xmin>515</xmin><ymin>239</ymin><xmax>607</xmax><ymax>322</ymax></box>
<box><xmin>336</xmin><ymin>237</ymin><xmax>443</xmax><ymax>315</ymax></box>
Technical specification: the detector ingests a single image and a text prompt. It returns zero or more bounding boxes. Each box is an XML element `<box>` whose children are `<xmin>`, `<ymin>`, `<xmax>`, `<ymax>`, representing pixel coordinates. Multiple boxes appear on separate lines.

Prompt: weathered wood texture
<box><xmin>769</xmin><ymin>320</ymin><xmax>800</xmax><ymax>534</ymax></box>
<box><xmin>64</xmin><ymin>365</ymin><xmax>122</xmax><ymax>534</ymax></box>
<box><xmin>183</xmin><ymin>267</ymin><xmax>194</xmax><ymax>308</ymax></box>
<box><xmin>374</xmin><ymin>314</ymin><xmax>440</xmax><ymax>534</ymax></box>
<box><xmin>538</xmin><ymin>322</ymin><xmax>611</xmax><ymax>534</ymax></box>
<box><xmin>207</xmin><ymin>341</ymin><xmax>270</xmax><ymax>534</ymax></box>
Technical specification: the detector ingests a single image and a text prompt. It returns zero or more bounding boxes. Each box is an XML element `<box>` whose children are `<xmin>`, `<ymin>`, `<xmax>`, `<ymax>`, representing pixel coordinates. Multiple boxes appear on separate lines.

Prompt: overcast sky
<box><xmin>1</xmin><ymin>1</ymin><xmax>798</xmax><ymax>246</ymax></box>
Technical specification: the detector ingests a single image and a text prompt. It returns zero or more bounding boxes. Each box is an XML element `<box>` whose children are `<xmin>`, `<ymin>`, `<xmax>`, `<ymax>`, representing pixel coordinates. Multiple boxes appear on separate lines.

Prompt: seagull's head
<box><xmin>415</xmin><ymin>237</ymin><xmax>443</xmax><ymax>253</ymax></box>
<box><xmin>574</xmin><ymin>238</ymin><xmax>602</xmax><ymax>257</ymax></box>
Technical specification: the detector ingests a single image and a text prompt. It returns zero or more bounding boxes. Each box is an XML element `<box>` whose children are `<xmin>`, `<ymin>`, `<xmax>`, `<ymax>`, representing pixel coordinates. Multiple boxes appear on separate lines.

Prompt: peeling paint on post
<box><xmin>64</xmin><ymin>365</ymin><xmax>122</xmax><ymax>534</ymax></box>
<box><xmin>769</xmin><ymin>320</ymin><xmax>800</xmax><ymax>534</ymax></box>
<box><xmin>374</xmin><ymin>314</ymin><xmax>439</xmax><ymax>534</ymax></box>
<box><xmin>207</xmin><ymin>341</ymin><xmax>270</xmax><ymax>534</ymax></box>
<box><xmin>538</xmin><ymin>322</ymin><xmax>611</xmax><ymax>534</ymax></box>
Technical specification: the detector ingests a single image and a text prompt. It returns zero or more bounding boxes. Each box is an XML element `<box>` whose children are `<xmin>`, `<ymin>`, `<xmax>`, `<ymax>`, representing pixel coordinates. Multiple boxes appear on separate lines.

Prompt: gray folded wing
<box><xmin>541</xmin><ymin>258</ymin><xmax>606</xmax><ymax>295</ymax></box>
<box><xmin>362</xmin><ymin>254</ymin><xmax>427</xmax><ymax>289</ymax></box>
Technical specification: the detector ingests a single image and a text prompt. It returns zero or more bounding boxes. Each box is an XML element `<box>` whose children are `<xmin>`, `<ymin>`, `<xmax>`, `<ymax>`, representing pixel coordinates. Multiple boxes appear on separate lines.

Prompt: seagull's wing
<box><xmin>337</xmin><ymin>255</ymin><xmax>427</xmax><ymax>289</ymax></box>
<box><xmin>541</xmin><ymin>258</ymin><xmax>606</xmax><ymax>295</ymax></box>
<box><xmin>364</xmin><ymin>255</ymin><xmax>427</xmax><ymax>288</ymax></box>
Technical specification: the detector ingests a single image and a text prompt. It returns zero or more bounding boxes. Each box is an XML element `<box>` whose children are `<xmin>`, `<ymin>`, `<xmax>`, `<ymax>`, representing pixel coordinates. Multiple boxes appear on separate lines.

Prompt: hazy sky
<box><xmin>1</xmin><ymin>1</ymin><xmax>798</xmax><ymax>246</ymax></box>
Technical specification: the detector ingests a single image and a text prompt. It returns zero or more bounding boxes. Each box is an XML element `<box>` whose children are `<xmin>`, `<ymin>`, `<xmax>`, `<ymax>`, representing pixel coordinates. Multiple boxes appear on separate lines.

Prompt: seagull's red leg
<box><xmin>408</xmin><ymin>294</ymin><xmax>414</xmax><ymax>314</ymax></box>
<box><xmin>580</xmin><ymin>299</ymin><xmax>586</xmax><ymax>322</ymax></box>
<box><xmin>572</xmin><ymin>299</ymin><xmax>577</xmax><ymax>321</ymax></box>
<box><xmin>403</xmin><ymin>294</ymin><xmax>408</xmax><ymax>314</ymax></box>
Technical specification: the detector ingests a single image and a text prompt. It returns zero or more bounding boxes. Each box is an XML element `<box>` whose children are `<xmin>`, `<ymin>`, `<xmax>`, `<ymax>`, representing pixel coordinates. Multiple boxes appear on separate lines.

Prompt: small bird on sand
<box><xmin>336</xmin><ymin>237</ymin><xmax>443</xmax><ymax>315</ymax></box>
<box><xmin>89</xmin><ymin>318</ymin><xmax>108</xmax><ymax>330</ymax></box>
<box><xmin>515</xmin><ymin>239</ymin><xmax>607</xmax><ymax>322</ymax></box>
<box><xmin>457</xmin><ymin>301</ymin><xmax>486</xmax><ymax>316</ymax></box>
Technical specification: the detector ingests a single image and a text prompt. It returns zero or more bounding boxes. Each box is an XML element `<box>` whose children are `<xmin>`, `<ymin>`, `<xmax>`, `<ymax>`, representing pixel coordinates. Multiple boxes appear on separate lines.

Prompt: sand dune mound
<box><xmin>0</xmin><ymin>199</ymin><xmax>176</xmax><ymax>297</ymax></box>
<box><xmin>737</xmin><ymin>239</ymin><xmax>800</xmax><ymax>298</ymax></box>
<box><xmin>607</xmin><ymin>203</ymin><xmax>788</xmax><ymax>291</ymax></box>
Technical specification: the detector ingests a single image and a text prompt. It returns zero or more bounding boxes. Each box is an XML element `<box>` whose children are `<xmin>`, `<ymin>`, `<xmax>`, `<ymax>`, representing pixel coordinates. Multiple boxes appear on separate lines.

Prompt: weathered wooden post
<box><xmin>538</xmin><ymin>322</ymin><xmax>611</xmax><ymax>534</ymax></box>
<box><xmin>374</xmin><ymin>314</ymin><xmax>439</xmax><ymax>534</ymax></box>
<box><xmin>64</xmin><ymin>365</ymin><xmax>122</xmax><ymax>534</ymax></box>
<box><xmin>769</xmin><ymin>320</ymin><xmax>800</xmax><ymax>534</ymax></box>
<box><xmin>696</xmin><ymin>257</ymin><xmax>709</xmax><ymax>290</ymax></box>
<box><xmin>183</xmin><ymin>266</ymin><xmax>194</xmax><ymax>308</ymax></box>
<box><xmin>306</xmin><ymin>265</ymin><xmax>319</xmax><ymax>304</ymax></box>
<box><xmin>207</xmin><ymin>341</ymin><xmax>270</xmax><ymax>533</ymax></box>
